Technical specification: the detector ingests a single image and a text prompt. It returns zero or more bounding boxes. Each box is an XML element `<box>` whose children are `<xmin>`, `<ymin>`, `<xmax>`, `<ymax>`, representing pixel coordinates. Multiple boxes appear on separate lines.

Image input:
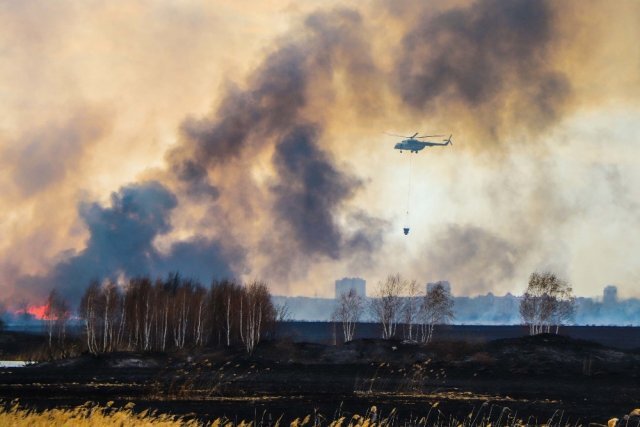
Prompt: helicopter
<box><xmin>388</xmin><ymin>131</ymin><xmax>454</xmax><ymax>237</ymax></box>
<box><xmin>388</xmin><ymin>132</ymin><xmax>453</xmax><ymax>153</ymax></box>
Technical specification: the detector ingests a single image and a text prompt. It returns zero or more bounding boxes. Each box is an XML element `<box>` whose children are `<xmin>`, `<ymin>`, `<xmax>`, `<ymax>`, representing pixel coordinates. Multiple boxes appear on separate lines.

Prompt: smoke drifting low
<box><xmin>2</xmin><ymin>0</ymin><xmax>639</xmax><ymax>304</ymax></box>
<box><xmin>421</xmin><ymin>225</ymin><xmax>521</xmax><ymax>295</ymax></box>
<box><xmin>18</xmin><ymin>182</ymin><xmax>236</xmax><ymax>300</ymax></box>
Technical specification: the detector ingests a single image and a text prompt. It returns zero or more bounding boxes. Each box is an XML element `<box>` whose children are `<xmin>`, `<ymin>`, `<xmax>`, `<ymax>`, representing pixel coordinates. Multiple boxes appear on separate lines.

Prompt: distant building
<box><xmin>335</xmin><ymin>277</ymin><xmax>366</xmax><ymax>298</ymax></box>
<box><xmin>603</xmin><ymin>285</ymin><xmax>618</xmax><ymax>305</ymax></box>
<box><xmin>426</xmin><ymin>280</ymin><xmax>451</xmax><ymax>294</ymax></box>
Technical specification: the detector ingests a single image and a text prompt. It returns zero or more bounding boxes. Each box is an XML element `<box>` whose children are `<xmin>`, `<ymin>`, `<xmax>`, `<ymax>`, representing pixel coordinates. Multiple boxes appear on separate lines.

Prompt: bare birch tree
<box><xmin>102</xmin><ymin>281</ymin><xmax>122</xmax><ymax>352</ymax></box>
<box><xmin>419</xmin><ymin>283</ymin><xmax>454</xmax><ymax>343</ymax></box>
<box><xmin>333</xmin><ymin>289</ymin><xmax>364</xmax><ymax>342</ymax></box>
<box><xmin>193</xmin><ymin>286</ymin><xmax>207</xmax><ymax>347</ymax></box>
<box><xmin>552</xmin><ymin>294</ymin><xmax>576</xmax><ymax>334</ymax></box>
<box><xmin>402</xmin><ymin>279</ymin><xmax>421</xmax><ymax>341</ymax></box>
<box><xmin>370</xmin><ymin>274</ymin><xmax>406</xmax><ymax>339</ymax></box>
<box><xmin>79</xmin><ymin>281</ymin><xmax>100</xmax><ymax>354</ymax></box>
<box><xmin>240</xmin><ymin>281</ymin><xmax>275</xmax><ymax>354</ymax></box>
<box><xmin>520</xmin><ymin>272</ymin><xmax>575</xmax><ymax>335</ymax></box>
<box><xmin>44</xmin><ymin>289</ymin><xmax>70</xmax><ymax>354</ymax></box>
<box><xmin>275</xmin><ymin>302</ymin><xmax>292</xmax><ymax>323</ymax></box>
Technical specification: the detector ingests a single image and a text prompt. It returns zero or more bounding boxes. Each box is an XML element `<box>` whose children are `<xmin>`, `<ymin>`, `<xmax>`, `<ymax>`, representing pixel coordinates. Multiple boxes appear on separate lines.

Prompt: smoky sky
<box><xmin>394</xmin><ymin>0</ymin><xmax>571</xmax><ymax>139</ymax></box>
<box><xmin>3</xmin><ymin>0</ymin><xmax>639</xmax><ymax>305</ymax></box>
<box><xmin>10</xmin><ymin>8</ymin><xmax>383</xmax><ymax>301</ymax></box>
<box><xmin>176</xmin><ymin>43</ymin><xmax>307</xmax><ymax>165</ymax></box>
<box><xmin>19</xmin><ymin>182</ymin><xmax>236</xmax><ymax>301</ymax></box>
<box><xmin>168</xmin><ymin>8</ymin><xmax>384</xmax><ymax>273</ymax></box>
<box><xmin>271</xmin><ymin>125</ymin><xmax>360</xmax><ymax>258</ymax></box>
<box><xmin>4</xmin><ymin>110</ymin><xmax>109</xmax><ymax>197</ymax></box>
<box><xmin>423</xmin><ymin>224</ymin><xmax>521</xmax><ymax>294</ymax></box>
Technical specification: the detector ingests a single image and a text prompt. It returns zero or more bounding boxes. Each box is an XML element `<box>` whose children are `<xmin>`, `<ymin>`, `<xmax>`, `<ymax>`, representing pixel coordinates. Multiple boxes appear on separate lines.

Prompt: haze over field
<box><xmin>1</xmin><ymin>0</ymin><xmax>639</xmax><ymax>305</ymax></box>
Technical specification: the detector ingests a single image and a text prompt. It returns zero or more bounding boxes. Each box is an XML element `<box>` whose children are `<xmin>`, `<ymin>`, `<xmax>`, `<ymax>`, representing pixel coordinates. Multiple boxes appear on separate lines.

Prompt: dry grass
<box><xmin>1</xmin><ymin>401</ymin><xmax>638</xmax><ymax>427</ymax></box>
<box><xmin>0</xmin><ymin>401</ymin><xmax>201</xmax><ymax>426</ymax></box>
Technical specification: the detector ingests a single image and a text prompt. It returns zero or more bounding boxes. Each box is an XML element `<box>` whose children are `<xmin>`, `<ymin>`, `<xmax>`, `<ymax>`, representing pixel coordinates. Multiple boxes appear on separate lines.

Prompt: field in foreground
<box><xmin>1</xmin><ymin>333</ymin><xmax>639</xmax><ymax>425</ymax></box>
<box><xmin>3</xmin><ymin>401</ymin><xmax>638</xmax><ymax>427</ymax></box>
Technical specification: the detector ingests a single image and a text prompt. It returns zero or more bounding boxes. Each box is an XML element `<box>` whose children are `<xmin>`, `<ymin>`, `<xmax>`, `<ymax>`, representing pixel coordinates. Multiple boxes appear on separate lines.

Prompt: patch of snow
<box><xmin>0</xmin><ymin>361</ymin><xmax>30</xmax><ymax>368</ymax></box>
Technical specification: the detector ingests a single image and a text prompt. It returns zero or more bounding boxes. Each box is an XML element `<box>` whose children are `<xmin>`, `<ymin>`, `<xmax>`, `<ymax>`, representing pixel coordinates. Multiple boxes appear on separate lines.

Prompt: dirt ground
<box><xmin>1</xmin><ymin>333</ymin><xmax>639</xmax><ymax>424</ymax></box>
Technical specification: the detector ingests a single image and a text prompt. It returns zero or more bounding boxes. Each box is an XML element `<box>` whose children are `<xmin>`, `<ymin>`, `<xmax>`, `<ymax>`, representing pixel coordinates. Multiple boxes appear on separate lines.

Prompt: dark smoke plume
<box><xmin>168</xmin><ymin>9</ymin><xmax>385</xmax><ymax>275</ymax></box>
<box><xmin>271</xmin><ymin>125</ymin><xmax>360</xmax><ymax>258</ymax></box>
<box><xmin>20</xmin><ymin>182</ymin><xmax>236</xmax><ymax>301</ymax></box>
<box><xmin>394</xmin><ymin>0</ymin><xmax>571</xmax><ymax>140</ymax></box>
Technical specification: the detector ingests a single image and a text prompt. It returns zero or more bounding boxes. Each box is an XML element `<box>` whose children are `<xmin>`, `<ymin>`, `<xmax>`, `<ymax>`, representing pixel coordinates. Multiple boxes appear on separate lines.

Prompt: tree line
<box><xmin>34</xmin><ymin>274</ymin><xmax>277</xmax><ymax>356</ymax></box>
<box><xmin>36</xmin><ymin>269</ymin><xmax>577</xmax><ymax>355</ymax></box>
<box><xmin>333</xmin><ymin>273</ymin><xmax>455</xmax><ymax>344</ymax></box>
<box><xmin>78</xmin><ymin>274</ymin><xmax>276</xmax><ymax>354</ymax></box>
<box><xmin>333</xmin><ymin>270</ymin><xmax>577</xmax><ymax>343</ymax></box>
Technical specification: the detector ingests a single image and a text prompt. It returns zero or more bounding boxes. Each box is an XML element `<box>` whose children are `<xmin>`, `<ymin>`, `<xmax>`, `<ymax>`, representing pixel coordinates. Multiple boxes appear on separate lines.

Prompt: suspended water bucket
<box><xmin>403</xmin><ymin>227</ymin><xmax>410</xmax><ymax>235</ymax></box>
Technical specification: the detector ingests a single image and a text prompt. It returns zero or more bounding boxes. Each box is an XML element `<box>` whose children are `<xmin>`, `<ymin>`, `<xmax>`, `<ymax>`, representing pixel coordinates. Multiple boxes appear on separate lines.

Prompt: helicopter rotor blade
<box><xmin>385</xmin><ymin>132</ymin><xmax>450</xmax><ymax>141</ymax></box>
<box><xmin>415</xmin><ymin>134</ymin><xmax>446</xmax><ymax>138</ymax></box>
<box><xmin>384</xmin><ymin>132</ymin><xmax>413</xmax><ymax>138</ymax></box>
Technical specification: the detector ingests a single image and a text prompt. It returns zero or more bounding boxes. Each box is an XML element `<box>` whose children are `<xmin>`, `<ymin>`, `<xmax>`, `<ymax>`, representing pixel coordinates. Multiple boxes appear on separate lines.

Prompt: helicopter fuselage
<box><xmin>394</xmin><ymin>138</ymin><xmax>447</xmax><ymax>153</ymax></box>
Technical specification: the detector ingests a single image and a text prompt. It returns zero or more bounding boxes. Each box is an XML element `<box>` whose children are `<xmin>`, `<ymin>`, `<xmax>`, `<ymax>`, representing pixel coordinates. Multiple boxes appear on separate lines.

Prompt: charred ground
<box><xmin>1</xmin><ymin>332</ymin><xmax>639</xmax><ymax>424</ymax></box>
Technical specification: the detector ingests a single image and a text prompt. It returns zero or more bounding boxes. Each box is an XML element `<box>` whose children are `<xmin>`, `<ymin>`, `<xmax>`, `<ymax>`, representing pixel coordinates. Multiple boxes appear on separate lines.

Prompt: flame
<box><xmin>24</xmin><ymin>304</ymin><xmax>48</xmax><ymax>320</ymax></box>
<box><xmin>11</xmin><ymin>303</ymin><xmax>73</xmax><ymax>321</ymax></box>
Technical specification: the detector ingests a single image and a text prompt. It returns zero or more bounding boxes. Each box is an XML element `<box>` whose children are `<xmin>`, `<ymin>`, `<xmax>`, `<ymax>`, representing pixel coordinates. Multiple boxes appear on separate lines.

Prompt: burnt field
<box><xmin>1</xmin><ymin>331</ymin><xmax>640</xmax><ymax>425</ymax></box>
<box><xmin>278</xmin><ymin>323</ymin><xmax>640</xmax><ymax>350</ymax></box>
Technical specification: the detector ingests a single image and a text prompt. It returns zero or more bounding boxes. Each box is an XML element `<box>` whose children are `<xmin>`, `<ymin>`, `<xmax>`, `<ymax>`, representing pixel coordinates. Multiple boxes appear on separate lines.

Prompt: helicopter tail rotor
<box><xmin>445</xmin><ymin>134</ymin><xmax>453</xmax><ymax>146</ymax></box>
